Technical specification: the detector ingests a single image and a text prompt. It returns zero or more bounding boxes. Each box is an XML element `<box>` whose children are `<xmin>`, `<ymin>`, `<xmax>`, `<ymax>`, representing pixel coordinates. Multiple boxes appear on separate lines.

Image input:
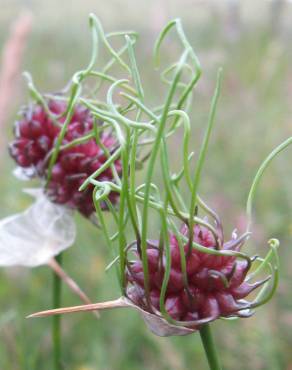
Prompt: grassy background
<box><xmin>1</xmin><ymin>1</ymin><xmax>292</xmax><ymax>369</ymax></box>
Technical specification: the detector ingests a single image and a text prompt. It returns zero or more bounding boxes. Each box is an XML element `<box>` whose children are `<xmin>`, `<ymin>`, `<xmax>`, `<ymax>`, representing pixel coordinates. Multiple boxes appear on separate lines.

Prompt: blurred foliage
<box><xmin>1</xmin><ymin>1</ymin><xmax>292</xmax><ymax>369</ymax></box>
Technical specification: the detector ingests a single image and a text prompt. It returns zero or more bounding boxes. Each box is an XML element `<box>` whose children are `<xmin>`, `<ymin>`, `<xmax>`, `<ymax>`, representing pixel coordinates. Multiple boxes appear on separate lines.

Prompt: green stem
<box><xmin>246</xmin><ymin>136</ymin><xmax>292</xmax><ymax>231</ymax></box>
<box><xmin>52</xmin><ymin>253</ymin><xmax>63</xmax><ymax>370</ymax></box>
<box><xmin>199</xmin><ymin>324</ymin><xmax>222</xmax><ymax>370</ymax></box>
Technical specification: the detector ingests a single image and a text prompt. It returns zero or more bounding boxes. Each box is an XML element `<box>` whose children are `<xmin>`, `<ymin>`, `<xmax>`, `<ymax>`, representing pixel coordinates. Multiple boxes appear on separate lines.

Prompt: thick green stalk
<box><xmin>199</xmin><ymin>324</ymin><xmax>222</xmax><ymax>370</ymax></box>
<box><xmin>52</xmin><ymin>253</ymin><xmax>63</xmax><ymax>370</ymax></box>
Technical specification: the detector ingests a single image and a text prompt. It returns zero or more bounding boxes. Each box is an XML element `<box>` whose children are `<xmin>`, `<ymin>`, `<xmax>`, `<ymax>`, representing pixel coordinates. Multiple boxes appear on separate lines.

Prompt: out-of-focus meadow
<box><xmin>0</xmin><ymin>0</ymin><xmax>292</xmax><ymax>369</ymax></box>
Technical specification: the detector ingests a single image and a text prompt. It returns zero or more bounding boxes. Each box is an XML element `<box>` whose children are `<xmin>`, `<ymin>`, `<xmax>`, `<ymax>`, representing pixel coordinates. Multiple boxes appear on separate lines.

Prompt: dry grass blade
<box><xmin>48</xmin><ymin>258</ymin><xmax>100</xmax><ymax>318</ymax></box>
<box><xmin>0</xmin><ymin>11</ymin><xmax>33</xmax><ymax>146</ymax></box>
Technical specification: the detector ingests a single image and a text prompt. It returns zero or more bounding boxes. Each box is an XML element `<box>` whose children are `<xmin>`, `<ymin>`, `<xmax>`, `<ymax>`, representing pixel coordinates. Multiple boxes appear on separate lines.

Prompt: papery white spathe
<box><xmin>0</xmin><ymin>189</ymin><xmax>76</xmax><ymax>267</ymax></box>
<box><xmin>13</xmin><ymin>166</ymin><xmax>34</xmax><ymax>181</ymax></box>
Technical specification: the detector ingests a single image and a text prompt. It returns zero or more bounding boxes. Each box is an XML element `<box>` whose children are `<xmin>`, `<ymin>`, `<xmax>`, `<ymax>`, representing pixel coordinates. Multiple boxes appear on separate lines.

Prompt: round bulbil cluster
<box><xmin>126</xmin><ymin>224</ymin><xmax>264</xmax><ymax>328</ymax></box>
<box><xmin>9</xmin><ymin>100</ymin><xmax>121</xmax><ymax>217</ymax></box>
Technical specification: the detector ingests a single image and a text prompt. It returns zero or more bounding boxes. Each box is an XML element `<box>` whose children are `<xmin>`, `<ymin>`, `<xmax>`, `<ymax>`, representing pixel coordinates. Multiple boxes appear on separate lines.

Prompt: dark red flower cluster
<box><xmin>9</xmin><ymin>100</ymin><xmax>121</xmax><ymax>217</ymax></box>
<box><xmin>126</xmin><ymin>224</ymin><xmax>264</xmax><ymax>328</ymax></box>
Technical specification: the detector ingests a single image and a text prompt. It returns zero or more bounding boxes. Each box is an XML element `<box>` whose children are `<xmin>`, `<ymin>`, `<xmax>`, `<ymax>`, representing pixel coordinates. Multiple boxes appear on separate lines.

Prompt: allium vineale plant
<box><xmin>22</xmin><ymin>15</ymin><xmax>292</xmax><ymax>370</ymax></box>
<box><xmin>3</xmin><ymin>14</ymin><xmax>149</xmax><ymax>370</ymax></box>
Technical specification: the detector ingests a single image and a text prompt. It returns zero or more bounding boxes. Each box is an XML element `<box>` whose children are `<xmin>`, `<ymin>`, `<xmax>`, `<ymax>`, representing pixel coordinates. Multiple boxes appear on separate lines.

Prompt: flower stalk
<box><xmin>199</xmin><ymin>324</ymin><xmax>222</xmax><ymax>370</ymax></box>
<box><xmin>52</xmin><ymin>253</ymin><xmax>63</xmax><ymax>370</ymax></box>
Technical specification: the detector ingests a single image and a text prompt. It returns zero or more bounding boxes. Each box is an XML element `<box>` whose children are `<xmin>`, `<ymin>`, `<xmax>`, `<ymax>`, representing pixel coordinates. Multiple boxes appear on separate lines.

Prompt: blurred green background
<box><xmin>1</xmin><ymin>0</ymin><xmax>292</xmax><ymax>369</ymax></box>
